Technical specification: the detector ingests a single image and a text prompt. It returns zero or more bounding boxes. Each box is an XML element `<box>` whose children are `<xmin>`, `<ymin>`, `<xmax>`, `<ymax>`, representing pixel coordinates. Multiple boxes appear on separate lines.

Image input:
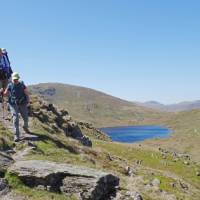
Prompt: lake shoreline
<box><xmin>100</xmin><ymin>125</ymin><xmax>171</xmax><ymax>143</ymax></box>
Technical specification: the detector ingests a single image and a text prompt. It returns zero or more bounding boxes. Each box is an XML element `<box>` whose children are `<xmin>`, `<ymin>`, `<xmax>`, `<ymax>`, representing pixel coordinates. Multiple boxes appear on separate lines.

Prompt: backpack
<box><xmin>0</xmin><ymin>68</ymin><xmax>7</xmax><ymax>80</ymax></box>
<box><xmin>0</xmin><ymin>56</ymin><xmax>9</xmax><ymax>80</ymax></box>
<box><xmin>8</xmin><ymin>81</ymin><xmax>27</xmax><ymax>105</ymax></box>
<box><xmin>3</xmin><ymin>52</ymin><xmax>12</xmax><ymax>79</ymax></box>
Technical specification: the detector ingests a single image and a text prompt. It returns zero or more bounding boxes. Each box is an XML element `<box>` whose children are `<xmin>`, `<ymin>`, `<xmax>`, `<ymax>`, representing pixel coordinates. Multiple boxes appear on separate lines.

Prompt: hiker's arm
<box><xmin>3</xmin><ymin>88</ymin><xmax>9</xmax><ymax>96</ymax></box>
<box><xmin>24</xmin><ymin>88</ymin><xmax>30</xmax><ymax>103</ymax></box>
<box><xmin>0</xmin><ymin>88</ymin><xmax>9</xmax><ymax>96</ymax></box>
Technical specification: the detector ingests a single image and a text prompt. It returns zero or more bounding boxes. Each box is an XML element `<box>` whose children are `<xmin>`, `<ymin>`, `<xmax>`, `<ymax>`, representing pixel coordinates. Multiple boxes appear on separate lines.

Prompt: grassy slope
<box><xmin>29</xmin><ymin>83</ymin><xmax>170</xmax><ymax>127</ymax></box>
<box><xmin>1</xmin><ymin>85</ymin><xmax>200</xmax><ymax>199</ymax></box>
<box><xmin>0</xmin><ymin>122</ymin><xmax>13</xmax><ymax>151</ymax></box>
<box><xmin>15</xmin><ymin>118</ymin><xmax>200</xmax><ymax>200</ymax></box>
<box><xmin>143</xmin><ymin>109</ymin><xmax>200</xmax><ymax>163</ymax></box>
<box><xmin>0</xmin><ymin>108</ymin><xmax>199</xmax><ymax>199</ymax></box>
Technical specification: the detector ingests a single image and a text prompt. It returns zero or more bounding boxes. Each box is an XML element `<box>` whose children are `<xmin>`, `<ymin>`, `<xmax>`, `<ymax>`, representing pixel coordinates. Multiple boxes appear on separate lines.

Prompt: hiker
<box><xmin>1</xmin><ymin>72</ymin><xmax>30</xmax><ymax>142</ymax></box>
<box><xmin>0</xmin><ymin>48</ymin><xmax>13</xmax><ymax>118</ymax></box>
<box><xmin>0</xmin><ymin>48</ymin><xmax>10</xmax><ymax>90</ymax></box>
<box><xmin>1</xmin><ymin>48</ymin><xmax>13</xmax><ymax>80</ymax></box>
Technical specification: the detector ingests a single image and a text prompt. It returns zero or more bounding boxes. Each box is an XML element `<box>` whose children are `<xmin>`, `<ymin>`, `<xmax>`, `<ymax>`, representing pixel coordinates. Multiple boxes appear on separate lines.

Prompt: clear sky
<box><xmin>1</xmin><ymin>0</ymin><xmax>200</xmax><ymax>104</ymax></box>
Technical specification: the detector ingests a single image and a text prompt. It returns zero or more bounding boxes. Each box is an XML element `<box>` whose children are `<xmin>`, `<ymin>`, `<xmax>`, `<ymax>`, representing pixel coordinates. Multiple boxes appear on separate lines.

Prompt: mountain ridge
<box><xmin>29</xmin><ymin>83</ymin><xmax>170</xmax><ymax>127</ymax></box>
<box><xmin>138</xmin><ymin>100</ymin><xmax>200</xmax><ymax>112</ymax></box>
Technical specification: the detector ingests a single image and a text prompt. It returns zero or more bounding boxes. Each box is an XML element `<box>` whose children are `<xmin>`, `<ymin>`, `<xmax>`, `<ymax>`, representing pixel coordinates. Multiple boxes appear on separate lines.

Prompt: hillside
<box><xmin>143</xmin><ymin>109</ymin><xmax>200</xmax><ymax>164</ymax></box>
<box><xmin>0</xmin><ymin>95</ymin><xmax>200</xmax><ymax>200</ymax></box>
<box><xmin>28</xmin><ymin>83</ymin><xmax>200</xmax><ymax>164</ymax></box>
<box><xmin>29</xmin><ymin>83</ymin><xmax>171</xmax><ymax>127</ymax></box>
<box><xmin>139</xmin><ymin>100</ymin><xmax>200</xmax><ymax>112</ymax></box>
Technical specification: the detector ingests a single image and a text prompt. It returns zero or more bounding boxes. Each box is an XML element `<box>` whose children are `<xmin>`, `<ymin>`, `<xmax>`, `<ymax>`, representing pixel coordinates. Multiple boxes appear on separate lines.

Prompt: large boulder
<box><xmin>8</xmin><ymin>160</ymin><xmax>119</xmax><ymax>200</ymax></box>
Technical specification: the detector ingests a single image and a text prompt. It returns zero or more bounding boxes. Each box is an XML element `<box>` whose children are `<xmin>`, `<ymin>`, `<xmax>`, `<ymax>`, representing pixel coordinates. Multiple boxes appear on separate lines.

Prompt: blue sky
<box><xmin>1</xmin><ymin>0</ymin><xmax>200</xmax><ymax>104</ymax></box>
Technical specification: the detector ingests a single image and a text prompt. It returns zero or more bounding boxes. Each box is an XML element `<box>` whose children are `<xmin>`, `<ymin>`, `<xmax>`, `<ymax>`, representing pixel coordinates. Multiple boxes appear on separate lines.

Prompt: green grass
<box><xmin>26</xmin><ymin>120</ymin><xmax>98</xmax><ymax>169</ymax></box>
<box><xmin>94</xmin><ymin>140</ymin><xmax>200</xmax><ymax>190</ymax></box>
<box><xmin>5</xmin><ymin>172</ymin><xmax>77</xmax><ymax>200</ymax></box>
<box><xmin>0</xmin><ymin>122</ymin><xmax>13</xmax><ymax>150</ymax></box>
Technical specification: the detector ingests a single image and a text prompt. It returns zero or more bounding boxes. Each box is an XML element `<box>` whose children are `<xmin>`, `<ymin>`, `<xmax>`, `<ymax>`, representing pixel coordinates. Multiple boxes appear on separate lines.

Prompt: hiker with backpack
<box><xmin>1</xmin><ymin>72</ymin><xmax>30</xmax><ymax>142</ymax></box>
<box><xmin>0</xmin><ymin>48</ymin><xmax>11</xmax><ymax>89</ymax></box>
<box><xmin>0</xmin><ymin>48</ymin><xmax>13</xmax><ymax>118</ymax></box>
<box><xmin>1</xmin><ymin>48</ymin><xmax>13</xmax><ymax>80</ymax></box>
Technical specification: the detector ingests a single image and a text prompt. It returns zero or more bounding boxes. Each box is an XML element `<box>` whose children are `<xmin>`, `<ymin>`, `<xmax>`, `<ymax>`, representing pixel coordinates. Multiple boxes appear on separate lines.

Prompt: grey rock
<box><xmin>0</xmin><ymin>152</ymin><xmax>14</xmax><ymax>172</ymax></box>
<box><xmin>63</xmin><ymin>115</ymin><xmax>71</xmax><ymax>121</ymax></box>
<box><xmin>183</xmin><ymin>161</ymin><xmax>190</xmax><ymax>165</ymax></box>
<box><xmin>0</xmin><ymin>178</ymin><xmax>9</xmax><ymax>196</ymax></box>
<box><xmin>124</xmin><ymin>166</ymin><xmax>132</xmax><ymax>176</ymax></box>
<box><xmin>8</xmin><ymin>160</ymin><xmax>119</xmax><ymax>200</ymax></box>
<box><xmin>151</xmin><ymin>178</ymin><xmax>161</xmax><ymax>187</ymax></box>
<box><xmin>81</xmin><ymin>135</ymin><xmax>92</xmax><ymax>147</ymax></box>
<box><xmin>36</xmin><ymin>185</ymin><xmax>46</xmax><ymax>190</ymax></box>
<box><xmin>125</xmin><ymin>191</ymin><xmax>143</xmax><ymax>200</ymax></box>
<box><xmin>170</xmin><ymin>182</ymin><xmax>177</xmax><ymax>188</ymax></box>
<box><xmin>179</xmin><ymin>180</ymin><xmax>188</xmax><ymax>190</ymax></box>
<box><xmin>196</xmin><ymin>171</ymin><xmax>200</xmax><ymax>176</ymax></box>
<box><xmin>67</xmin><ymin>124</ymin><xmax>92</xmax><ymax>147</ymax></box>
<box><xmin>5</xmin><ymin>150</ymin><xmax>16</xmax><ymax>155</ymax></box>
<box><xmin>113</xmin><ymin>191</ymin><xmax>143</xmax><ymax>200</ymax></box>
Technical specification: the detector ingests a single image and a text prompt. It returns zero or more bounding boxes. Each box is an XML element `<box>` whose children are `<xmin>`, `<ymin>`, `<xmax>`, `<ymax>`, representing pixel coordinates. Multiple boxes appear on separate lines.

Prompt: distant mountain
<box><xmin>138</xmin><ymin>100</ymin><xmax>200</xmax><ymax>112</ymax></box>
<box><xmin>29</xmin><ymin>83</ymin><xmax>169</xmax><ymax>127</ymax></box>
<box><xmin>139</xmin><ymin>101</ymin><xmax>166</xmax><ymax>110</ymax></box>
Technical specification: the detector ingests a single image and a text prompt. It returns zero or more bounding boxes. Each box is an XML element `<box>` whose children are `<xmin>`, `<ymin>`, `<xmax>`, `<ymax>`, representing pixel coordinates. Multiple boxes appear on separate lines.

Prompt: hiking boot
<box><xmin>23</xmin><ymin>126</ymin><xmax>31</xmax><ymax>134</ymax></box>
<box><xmin>14</xmin><ymin>136</ymin><xmax>20</xmax><ymax>142</ymax></box>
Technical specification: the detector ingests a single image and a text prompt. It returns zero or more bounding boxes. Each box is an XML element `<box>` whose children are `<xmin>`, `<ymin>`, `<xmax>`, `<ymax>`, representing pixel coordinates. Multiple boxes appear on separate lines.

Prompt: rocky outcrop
<box><xmin>67</xmin><ymin>122</ymin><xmax>92</xmax><ymax>147</ymax></box>
<box><xmin>8</xmin><ymin>160</ymin><xmax>119</xmax><ymax>200</ymax></box>
<box><xmin>0</xmin><ymin>152</ymin><xmax>14</xmax><ymax>173</ymax></box>
<box><xmin>78</xmin><ymin>121</ymin><xmax>111</xmax><ymax>141</ymax></box>
<box><xmin>29</xmin><ymin>96</ymin><xmax>92</xmax><ymax>147</ymax></box>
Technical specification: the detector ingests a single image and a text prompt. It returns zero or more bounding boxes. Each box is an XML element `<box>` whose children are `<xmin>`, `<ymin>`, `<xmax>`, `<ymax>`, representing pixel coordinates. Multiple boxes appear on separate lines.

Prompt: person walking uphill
<box><xmin>0</xmin><ymin>48</ymin><xmax>13</xmax><ymax>118</ymax></box>
<box><xmin>0</xmin><ymin>48</ymin><xmax>13</xmax><ymax>88</ymax></box>
<box><xmin>1</xmin><ymin>72</ymin><xmax>30</xmax><ymax>142</ymax></box>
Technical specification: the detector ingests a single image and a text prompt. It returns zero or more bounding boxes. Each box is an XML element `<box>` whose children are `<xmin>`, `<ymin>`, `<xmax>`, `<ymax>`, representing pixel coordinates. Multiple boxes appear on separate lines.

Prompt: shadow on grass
<box><xmin>30</xmin><ymin>132</ymin><xmax>80</xmax><ymax>155</ymax></box>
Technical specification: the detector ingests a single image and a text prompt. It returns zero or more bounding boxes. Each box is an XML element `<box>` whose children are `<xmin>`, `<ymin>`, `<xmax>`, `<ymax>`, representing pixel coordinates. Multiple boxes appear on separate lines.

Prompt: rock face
<box><xmin>8</xmin><ymin>160</ymin><xmax>119</xmax><ymax>200</ymax></box>
<box><xmin>0</xmin><ymin>153</ymin><xmax>14</xmax><ymax>172</ymax></box>
<box><xmin>67</xmin><ymin>123</ymin><xmax>92</xmax><ymax>147</ymax></box>
<box><xmin>29</xmin><ymin>98</ymin><xmax>93</xmax><ymax>147</ymax></box>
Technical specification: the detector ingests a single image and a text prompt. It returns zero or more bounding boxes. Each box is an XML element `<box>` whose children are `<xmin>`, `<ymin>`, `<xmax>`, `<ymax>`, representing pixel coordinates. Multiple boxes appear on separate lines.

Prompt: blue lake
<box><xmin>100</xmin><ymin>125</ymin><xmax>171</xmax><ymax>143</ymax></box>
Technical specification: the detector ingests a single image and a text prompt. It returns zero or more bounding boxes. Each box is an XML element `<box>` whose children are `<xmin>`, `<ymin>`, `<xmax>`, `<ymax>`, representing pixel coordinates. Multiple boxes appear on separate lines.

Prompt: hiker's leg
<box><xmin>19</xmin><ymin>104</ymin><xmax>29</xmax><ymax>130</ymax></box>
<box><xmin>0</xmin><ymin>80</ymin><xmax>3</xmax><ymax>103</ymax></box>
<box><xmin>9</xmin><ymin>104</ymin><xmax>20</xmax><ymax>139</ymax></box>
<box><xmin>2</xmin><ymin>80</ymin><xmax>8</xmax><ymax>117</ymax></box>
